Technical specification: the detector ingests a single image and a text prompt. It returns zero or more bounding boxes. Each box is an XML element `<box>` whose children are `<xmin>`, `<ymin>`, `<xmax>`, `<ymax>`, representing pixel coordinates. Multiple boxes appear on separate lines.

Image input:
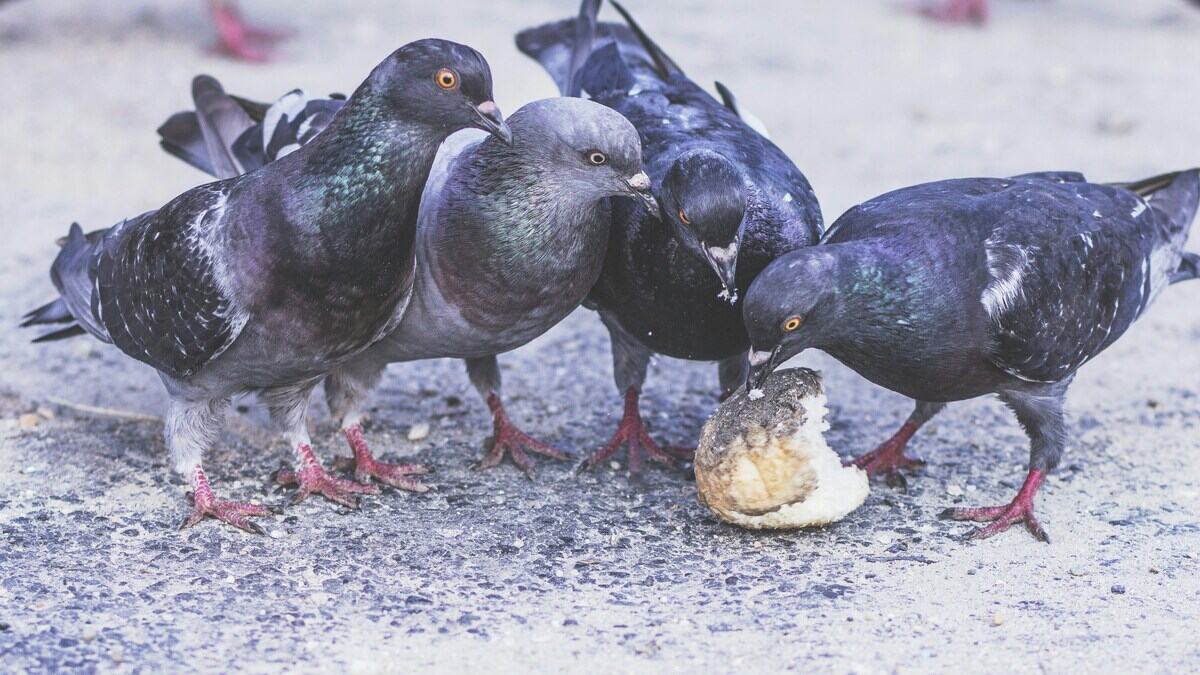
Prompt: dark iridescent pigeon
<box><xmin>21</xmin><ymin>40</ymin><xmax>512</xmax><ymax>532</ymax></box>
<box><xmin>156</xmin><ymin>80</ymin><xmax>655</xmax><ymax>477</ymax></box>
<box><xmin>517</xmin><ymin>0</ymin><xmax>823</xmax><ymax>474</ymax></box>
<box><xmin>744</xmin><ymin>169</ymin><xmax>1200</xmax><ymax>541</ymax></box>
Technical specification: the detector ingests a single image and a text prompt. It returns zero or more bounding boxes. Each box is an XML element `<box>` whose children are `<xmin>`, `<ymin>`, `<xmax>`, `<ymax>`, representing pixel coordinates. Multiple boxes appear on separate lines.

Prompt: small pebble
<box><xmin>946</xmin><ymin>484</ymin><xmax>964</xmax><ymax>497</ymax></box>
<box><xmin>991</xmin><ymin>614</ymin><xmax>1004</xmax><ymax>626</ymax></box>
<box><xmin>82</xmin><ymin>626</ymin><xmax>97</xmax><ymax>642</ymax></box>
<box><xmin>747</xmin><ymin>388</ymin><xmax>765</xmax><ymax>401</ymax></box>
<box><xmin>407</xmin><ymin>423</ymin><xmax>431</xmax><ymax>441</ymax></box>
<box><xmin>269</xmin><ymin>529</ymin><xmax>285</xmax><ymax>540</ymax></box>
<box><xmin>18</xmin><ymin>413</ymin><xmax>40</xmax><ymax>429</ymax></box>
<box><xmin>610</xmin><ymin>461</ymin><xmax>621</xmax><ymax>471</ymax></box>
<box><xmin>1111</xmin><ymin>584</ymin><xmax>1126</xmax><ymax>595</ymax></box>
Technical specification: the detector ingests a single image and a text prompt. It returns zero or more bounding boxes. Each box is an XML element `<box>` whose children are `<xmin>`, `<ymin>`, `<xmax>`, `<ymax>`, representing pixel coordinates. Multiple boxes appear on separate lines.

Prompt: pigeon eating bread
<box><xmin>694</xmin><ymin>368</ymin><xmax>869</xmax><ymax>529</ymax></box>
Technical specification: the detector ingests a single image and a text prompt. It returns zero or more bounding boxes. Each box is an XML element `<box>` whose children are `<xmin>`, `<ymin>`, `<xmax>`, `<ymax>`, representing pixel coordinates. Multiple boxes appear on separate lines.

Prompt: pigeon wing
<box><xmin>94</xmin><ymin>184</ymin><xmax>247</xmax><ymax>379</ymax></box>
<box><xmin>981</xmin><ymin>183</ymin><xmax>1154</xmax><ymax>384</ymax></box>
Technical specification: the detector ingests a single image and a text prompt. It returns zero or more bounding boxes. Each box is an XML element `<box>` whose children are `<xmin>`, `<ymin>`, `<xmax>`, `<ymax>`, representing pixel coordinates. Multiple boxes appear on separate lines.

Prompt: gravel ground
<box><xmin>2</xmin><ymin>1</ymin><xmax>1199</xmax><ymax>672</ymax></box>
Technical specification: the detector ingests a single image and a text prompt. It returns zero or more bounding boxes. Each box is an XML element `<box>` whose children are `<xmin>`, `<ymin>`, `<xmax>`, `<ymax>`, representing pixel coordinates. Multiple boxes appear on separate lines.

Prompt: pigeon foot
<box><xmin>475</xmin><ymin>393</ymin><xmax>570</xmax><ymax>475</ymax></box>
<box><xmin>276</xmin><ymin>444</ymin><xmax>379</xmax><ymax>508</ymax></box>
<box><xmin>581</xmin><ymin>389</ymin><xmax>691</xmax><ymax>475</ymax></box>
<box><xmin>916</xmin><ymin>0</ymin><xmax>988</xmax><ymax>24</ymax></box>
<box><xmin>850</xmin><ymin>421</ymin><xmax>924</xmax><ymax>483</ymax></box>
<box><xmin>208</xmin><ymin>0</ymin><xmax>290</xmax><ymax>62</ymax></box>
<box><xmin>332</xmin><ymin>425</ymin><xmax>430</xmax><ymax>492</ymax></box>
<box><xmin>180</xmin><ymin>466</ymin><xmax>271</xmax><ymax>534</ymax></box>
<box><xmin>941</xmin><ymin>469</ymin><xmax>1049</xmax><ymax>542</ymax></box>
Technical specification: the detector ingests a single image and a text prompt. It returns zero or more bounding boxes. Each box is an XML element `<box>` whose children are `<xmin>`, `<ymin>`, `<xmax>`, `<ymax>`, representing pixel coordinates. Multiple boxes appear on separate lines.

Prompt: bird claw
<box><xmin>914</xmin><ymin>0</ymin><xmax>988</xmax><ymax>24</ymax></box>
<box><xmin>208</xmin><ymin>1</ymin><xmax>290</xmax><ymax>62</ymax></box>
<box><xmin>582</xmin><ymin>407</ymin><xmax>683</xmax><ymax>475</ymax></box>
<box><xmin>940</xmin><ymin>502</ymin><xmax>1050</xmax><ymax>543</ymax></box>
<box><xmin>334</xmin><ymin>424</ymin><xmax>430</xmax><ymax>492</ymax></box>
<box><xmin>475</xmin><ymin>397</ymin><xmax>570</xmax><ymax>475</ymax></box>
<box><xmin>276</xmin><ymin>464</ymin><xmax>379</xmax><ymax>508</ymax></box>
<box><xmin>180</xmin><ymin>491</ymin><xmax>271</xmax><ymax>534</ymax></box>
<box><xmin>333</xmin><ymin>454</ymin><xmax>430</xmax><ymax>493</ymax></box>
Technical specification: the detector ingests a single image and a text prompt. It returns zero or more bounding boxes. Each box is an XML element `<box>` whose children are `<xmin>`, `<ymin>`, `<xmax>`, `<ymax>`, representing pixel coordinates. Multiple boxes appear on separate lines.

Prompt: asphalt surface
<box><xmin>2</xmin><ymin>1</ymin><xmax>1199</xmax><ymax>672</ymax></box>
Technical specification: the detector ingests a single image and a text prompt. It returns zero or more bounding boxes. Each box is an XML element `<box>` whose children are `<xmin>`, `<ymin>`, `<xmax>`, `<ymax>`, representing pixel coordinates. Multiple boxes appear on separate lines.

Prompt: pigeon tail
<box><xmin>1125</xmin><ymin>169</ymin><xmax>1200</xmax><ymax>243</ymax></box>
<box><xmin>1169</xmin><ymin>252</ymin><xmax>1199</xmax><ymax>285</ymax></box>
<box><xmin>24</xmin><ymin>223</ymin><xmax>109</xmax><ymax>343</ymax></box>
<box><xmin>158</xmin><ymin>80</ymin><xmax>341</xmax><ymax>179</ymax></box>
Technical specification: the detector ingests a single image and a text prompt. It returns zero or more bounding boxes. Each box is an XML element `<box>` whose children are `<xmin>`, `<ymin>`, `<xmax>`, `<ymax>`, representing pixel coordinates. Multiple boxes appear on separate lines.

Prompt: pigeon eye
<box><xmin>677</xmin><ymin>209</ymin><xmax>691</xmax><ymax>225</ymax></box>
<box><xmin>587</xmin><ymin>151</ymin><xmax>607</xmax><ymax>165</ymax></box>
<box><xmin>783</xmin><ymin>316</ymin><xmax>803</xmax><ymax>332</ymax></box>
<box><xmin>435</xmin><ymin>68</ymin><xmax>459</xmax><ymax>90</ymax></box>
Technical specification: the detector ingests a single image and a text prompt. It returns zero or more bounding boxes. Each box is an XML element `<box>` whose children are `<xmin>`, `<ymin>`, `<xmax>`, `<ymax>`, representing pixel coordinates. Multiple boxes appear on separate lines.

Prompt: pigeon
<box><xmin>744</xmin><ymin>169</ymin><xmax>1200</xmax><ymax>541</ymax></box>
<box><xmin>157</xmin><ymin>81</ymin><xmax>655</xmax><ymax>477</ymax></box>
<box><xmin>22</xmin><ymin>39</ymin><xmax>512</xmax><ymax>532</ymax></box>
<box><xmin>517</xmin><ymin>0</ymin><xmax>822</xmax><ymax>473</ymax></box>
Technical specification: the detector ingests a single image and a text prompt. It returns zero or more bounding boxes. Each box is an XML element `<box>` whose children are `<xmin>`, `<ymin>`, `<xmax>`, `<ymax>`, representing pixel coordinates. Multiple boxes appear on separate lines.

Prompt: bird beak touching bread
<box><xmin>474</xmin><ymin>101</ymin><xmax>513</xmax><ymax>145</ymax></box>
<box><xmin>747</xmin><ymin>345</ymin><xmax>781</xmax><ymax>392</ymax></box>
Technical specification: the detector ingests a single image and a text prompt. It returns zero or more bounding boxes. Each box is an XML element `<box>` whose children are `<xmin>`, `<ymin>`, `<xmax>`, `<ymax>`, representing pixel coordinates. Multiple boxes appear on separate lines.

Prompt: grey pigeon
<box><xmin>22</xmin><ymin>40</ymin><xmax>512</xmax><ymax>532</ymax></box>
<box><xmin>156</xmin><ymin>84</ymin><xmax>655</xmax><ymax>476</ymax></box>
<box><xmin>744</xmin><ymin>170</ymin><xmax>1200</xmax><ymax>541</ymax></box>
<box><xmin>517</xmin><ymin>0</ymin><xmax>822</xmax><ymax>474</ymax></box>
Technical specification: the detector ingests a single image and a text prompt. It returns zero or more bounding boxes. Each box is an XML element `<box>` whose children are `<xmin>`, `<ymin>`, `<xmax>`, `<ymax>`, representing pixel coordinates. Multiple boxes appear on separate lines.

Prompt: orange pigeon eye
<box><xmin>783</xmin><ymin>316</ymin><xmax>803</xmax><ymax>332</ymax></box>
<box><xmin>677</xmin><ymin>209</ymin><xmax>690</xmax><ymax>225</ymax></box>
<box><xmin>435</xmin><ymin>68</ymin><xmax>458</xmax><ymax>89</ymax></box>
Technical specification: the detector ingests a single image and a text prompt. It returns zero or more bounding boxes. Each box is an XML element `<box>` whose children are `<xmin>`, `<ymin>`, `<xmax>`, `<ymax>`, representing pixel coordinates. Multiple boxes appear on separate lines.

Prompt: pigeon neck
<box><xmin>819</xmin><ymin>243</ymin><xmax>926</xmax><ymax>360</ymax></box>
<box><xmin>303</xmin><ymin>92</ymin><xmax>445</xmax><ymax>240</ymax></box>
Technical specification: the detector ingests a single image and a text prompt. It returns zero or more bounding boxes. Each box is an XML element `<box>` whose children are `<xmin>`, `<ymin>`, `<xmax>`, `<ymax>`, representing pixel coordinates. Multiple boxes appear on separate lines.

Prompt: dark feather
<box><xmin>32</xmin><ymin>325</ymin><xmax>86</xmax><ymax>343</ymax></box>
<box><xmin>608</xmin><ymin>0</ymin><xmax>683</xmax><ymax>79</ymax></box>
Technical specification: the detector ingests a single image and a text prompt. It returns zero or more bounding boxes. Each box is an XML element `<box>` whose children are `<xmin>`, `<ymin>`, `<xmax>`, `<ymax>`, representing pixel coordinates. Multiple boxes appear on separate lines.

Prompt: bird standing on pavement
<box><xmin>517</xmin><ymin>0</ymin><xmax>822</xmax><ymax>475</ymax></box>
<box><xmin>157</xmin><ymin>82</ymin><xmax>656</xmax><ymax>476</ymax></box>
<box><xmin>22</xmin><ymin>40</ymin><xmax>512</xmax><ymax>531</ymax></box>
<box><xmin>744</xmin><ymin>170</ymin><xmax>1200</xmax><ymax>541</ymax></box>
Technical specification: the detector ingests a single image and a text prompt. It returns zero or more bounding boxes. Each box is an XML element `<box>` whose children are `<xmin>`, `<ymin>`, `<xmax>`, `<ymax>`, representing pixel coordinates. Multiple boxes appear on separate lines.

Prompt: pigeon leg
<box><xmin>477</xmin><ymin>392</ymin><xmax>571</xmax><ymax>474</ymax></box>
<box><xmin>277</xmin><ymin>443</ymin><xmax>380</xmax><ymax>508</ymax></box>
<box><xmin>941</xmin><ymin>387</ymin><xmax>1065</xmax><ymax>542</ymax></box>
<box><xmin>582</xmin><ymin>388</ymin><xmax>685</xmax><ymax>473</ymax></box>
<box><xmin>323</xmin><ymin>357</ymin><xmax>426</xmax><ymax>488</ymax></box>
<box><xmin>941</xmin><ymin>468</ymin><xmax>1049</xmax><ymax>542</ymax></box>
<box><xmin>266</xmin><ymin>382</ymin><xmax>379</xmax><ymax>507</ymax></box>
<box><xmin>464</xmin><ymin>357</ymin><xmax>569</xmax><ymax>475</ymax></box>
<box><xmin>332</xmin><ymin>424</ymin><xmax>430</xmax><ymax>492</ymax></box>
<box><xmin>916</xmin><ymin>0</ymin><xmax>989</xmax><ymax>24</ymax></box>
<box><xmin>180</xmin><ymin>465</ymin><xmax>271</xmax><ymax>534</ymax></box>
<box><xmin>851</xmin><ymin>400</ymin><xmax>944</xmax><ymax>480</ymax></box>
<box><xmin>207</xmin><ymin>0</ymin><xmax>289</xmax><ymax>62</ymax></box>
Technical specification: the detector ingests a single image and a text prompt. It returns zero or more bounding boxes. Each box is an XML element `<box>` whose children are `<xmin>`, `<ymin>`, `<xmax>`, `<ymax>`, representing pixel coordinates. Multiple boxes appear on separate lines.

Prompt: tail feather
<box><xmin>565</xmin><ymin>0</ymin><xmax>602</xmax><ymax>97</ymax></box>
<box><xmin>608</xmin><ymin>0</ymin><xmax>683</xmax><ymax>79</ymax></box>
<box><xmin>21</xmin><ymin>298</ymin><xmax>74</xmax><ymax>327</ymax></box>
<box><xmin>1170</xmin><ymin>252</ymin><xmax>1199</xmax><ymax>284</ymax></box>
<box><xmin>39</xmin><ymin>222</ymin><xmax>109</xmax><ymax>342</ymax></box>
<box><xmin>157</xmin><ymin>111</ymin><xmax>216</xmax><ymax>176</ymax></box>
<box><xmin>191</xmin><ymin>75</ymin><xmax>257</xmax><ymax>179</ymax></box>
<box><xmin>32</xmin><ymin>325</ymin><xmax>87</xmax><ymax>343</ymax></box>
<box><xmin>1134</xmin><ymin>169</ymin><xmax>1200</xmax><ymax>240</ymax></box>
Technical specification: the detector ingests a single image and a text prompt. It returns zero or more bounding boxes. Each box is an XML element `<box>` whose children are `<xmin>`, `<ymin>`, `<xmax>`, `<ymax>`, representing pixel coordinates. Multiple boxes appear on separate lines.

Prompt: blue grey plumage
<box><xmin>744</xmin><ymin>169</ymin><xmax>1200</xmax><ymax>541</ymax></box>
<box><xmin>517</xmin><ymin>0</ymin><xmax>822</xmax><ymax>471</ymax></box>
<box><xmin>156</xmin><ymin>80</ymin><xmax>654</xmax><ymax>476</ymax></box>
<box><xmin>23</xmin><ymin>40</ymin><xmax>512</xmax><ymax>531</ymax></box>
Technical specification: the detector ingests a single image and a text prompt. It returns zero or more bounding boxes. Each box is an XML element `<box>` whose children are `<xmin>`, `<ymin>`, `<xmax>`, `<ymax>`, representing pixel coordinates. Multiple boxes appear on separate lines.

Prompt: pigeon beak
<box><xmin>702</xmin><ymin>242</ymin><xmax>739</xmax><ymax>301</ymax></box>
<box><xmin>746</xmin><ymin>346</ymin><xmax>781</xmax><ymax>392</ymax></box>
<box><xmin>473</xmin><ymin>101</ymin><xmax>513</xmax><ymax>145</ymax></box>
<box><xmin>624</xmin><ymin>171</ymin><xmax>659</xmax><ymax>215</ymax></box>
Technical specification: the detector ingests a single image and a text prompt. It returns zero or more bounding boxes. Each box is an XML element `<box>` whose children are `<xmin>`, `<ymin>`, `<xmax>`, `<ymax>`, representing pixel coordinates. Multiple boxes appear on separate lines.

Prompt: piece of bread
<box><xmin>694</xmin><ymin>368</ymin><xmax>868</xmax><ymax>529</ymax></box>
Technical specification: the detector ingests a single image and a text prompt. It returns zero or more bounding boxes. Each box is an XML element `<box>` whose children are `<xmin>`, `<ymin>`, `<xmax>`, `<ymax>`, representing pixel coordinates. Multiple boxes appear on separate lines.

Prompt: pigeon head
<box><xmin>505</xmin><ymin>97</ymin><xmax>655</xmax><ymax>209</ymax></box>
<box><xmin>370</xmin><ymin>38</ymin><xmax>512</xmax><ymax>144</ymax></box>
<box><xmin>659</xmin><ymin>151</ymin><xmax>748</xmax><ymax>297</ymax></box>
<box><xmin>743</xmin><ymin>249</ymin><xmax>839</xmax><ymax>391</ymax></box>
